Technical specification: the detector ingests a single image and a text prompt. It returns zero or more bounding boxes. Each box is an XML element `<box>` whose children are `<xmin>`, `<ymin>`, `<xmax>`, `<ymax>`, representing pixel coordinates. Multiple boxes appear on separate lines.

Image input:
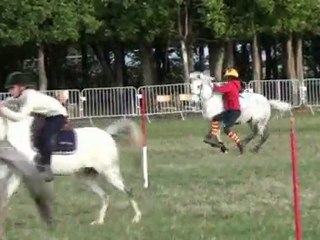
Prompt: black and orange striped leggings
<box><xmin>211</xmin><ymin>110</ymin><xmax>241</xmax><ymax>144</ymax></box>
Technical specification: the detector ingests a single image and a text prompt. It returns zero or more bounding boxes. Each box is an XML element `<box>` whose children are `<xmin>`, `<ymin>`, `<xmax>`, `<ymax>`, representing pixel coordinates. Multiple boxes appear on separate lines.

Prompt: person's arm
<box><xmin>0</xmin><ymin>92</ymin><xmax>33</xmax><ymax>121</ymax></box>
<box><xmin>213</xmin><ymin>82</ymin><xmax>233</xmax><ymax>93</ymax></box>
<box><xmin>2</xmin><ymin>96</ymin><xmax>17</xmax><ymax>106</ymax></box>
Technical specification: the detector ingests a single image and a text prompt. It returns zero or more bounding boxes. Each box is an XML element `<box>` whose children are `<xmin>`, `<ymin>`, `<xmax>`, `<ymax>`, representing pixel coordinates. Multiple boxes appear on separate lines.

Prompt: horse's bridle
<box><xmin>195</xmin><ymin>79</ymin><xmax>214</xmax><ymax>101</ymax></box>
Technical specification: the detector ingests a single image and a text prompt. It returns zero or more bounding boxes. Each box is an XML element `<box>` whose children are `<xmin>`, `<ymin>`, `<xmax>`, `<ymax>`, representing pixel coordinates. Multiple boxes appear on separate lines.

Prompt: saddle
<box><xmin>31</xmin><ymin>114</ymin><xmax>77</xmax><ymax>155</ymax></box>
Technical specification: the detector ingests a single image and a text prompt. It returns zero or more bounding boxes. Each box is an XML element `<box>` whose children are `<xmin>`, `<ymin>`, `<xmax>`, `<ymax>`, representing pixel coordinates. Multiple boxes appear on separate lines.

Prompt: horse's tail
<box><xmin>105</xmin><ymin>119</ymin><xmax>143</xmax><ymax>148</ymax></box>
<box><xmin>268</xmin><ymin>99</ymin><xmax>292</xmax><ymax>112</ymax></box>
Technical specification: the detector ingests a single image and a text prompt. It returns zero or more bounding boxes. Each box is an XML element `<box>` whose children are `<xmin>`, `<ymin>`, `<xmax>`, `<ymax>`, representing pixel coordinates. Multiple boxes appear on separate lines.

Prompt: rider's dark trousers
<box><xmin>34</xmin><ymin>115</ymin><xmax>66</xmax><ymax>165</ymax></box>
<box><xmin>213</xmin><ymin>110</ymin><xmax>241</xmax><ymax>134</ymax></box>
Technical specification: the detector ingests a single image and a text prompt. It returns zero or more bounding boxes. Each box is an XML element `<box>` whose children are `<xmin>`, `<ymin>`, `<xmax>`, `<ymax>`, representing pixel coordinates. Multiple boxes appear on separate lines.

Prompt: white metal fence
<box><xmin>1</xmin><ymin>79</ymin><xmax>320</xmax><ymax>119</ymax></box>
<box><xmin>248</xmin><ymin>79</ymin><xmax>301</xmax><ymax>107</ymax></box>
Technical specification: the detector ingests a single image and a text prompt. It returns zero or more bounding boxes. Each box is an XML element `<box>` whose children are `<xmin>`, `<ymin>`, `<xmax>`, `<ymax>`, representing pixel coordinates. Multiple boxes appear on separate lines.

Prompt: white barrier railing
<box><xmin>248</xmin><ymin>79</ymin><xmax>301</xmax><ymax>107</ymax></box>
<box><xmin>81</xmin><ymin>87</ymin><xmax>138</xmax><ymax>118</ymax></box>
<box><xmin>303</xmin><ymin>79</ymin><xmax>320</xmax><ymax>106</ymax></box>
<box><xmin>137</xmin><ymin>83</ymin><xmax>201</xmax><ymax>118</ymax></box>
<box><xmin>1</xmin><ymin>79</ymin><xmax>320</xmax><ymax>119</ymax></box>
<box><xmin>0</xmin><ymin>93</ymin><xmax>10</xmax><ymax>101</ymax></box>
<box><xmin>42</xmin><ymin>89</ymin><xmax>82</xmax><ymax>119</ymax></box>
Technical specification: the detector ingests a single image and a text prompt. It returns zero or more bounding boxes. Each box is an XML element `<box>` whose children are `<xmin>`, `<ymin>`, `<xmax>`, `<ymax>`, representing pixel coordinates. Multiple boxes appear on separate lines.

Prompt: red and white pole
<box><xmin>140</xmin><ymin>90</ymin><xmax>149</xmax><ymax>188</ymax></box>
<box><xmin>290</xmin><ymin>117</ymin><xmax>303</xmax><ymax>240</ymax></box>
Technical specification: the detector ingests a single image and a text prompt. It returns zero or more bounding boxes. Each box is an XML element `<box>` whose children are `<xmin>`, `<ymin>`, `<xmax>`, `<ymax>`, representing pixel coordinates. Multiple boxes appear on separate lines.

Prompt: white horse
<box><xmin>190</xmin><ymin>72</ymin><xmax>287</xmax><ymax>152</ymax></box>
<box><xmin>0</xmin><ymin>115</ymin><xmax>143</xmax><ymax>225</ymax></box>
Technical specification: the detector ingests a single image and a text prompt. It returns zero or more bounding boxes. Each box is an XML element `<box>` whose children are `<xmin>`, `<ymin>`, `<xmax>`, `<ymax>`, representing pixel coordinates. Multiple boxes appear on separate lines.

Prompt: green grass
<box><xmin>4</xmin><ymin>114</ymin><xmax>320</xmax><ymax>240</ymax></box>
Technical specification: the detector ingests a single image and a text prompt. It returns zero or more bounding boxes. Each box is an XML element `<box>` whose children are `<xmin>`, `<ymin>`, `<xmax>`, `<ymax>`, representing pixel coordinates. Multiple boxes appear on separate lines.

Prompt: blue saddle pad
<box><xmin>52</xmin><ymin>129</ymin><xmax>77</xmax><ymax>155</ymax></box>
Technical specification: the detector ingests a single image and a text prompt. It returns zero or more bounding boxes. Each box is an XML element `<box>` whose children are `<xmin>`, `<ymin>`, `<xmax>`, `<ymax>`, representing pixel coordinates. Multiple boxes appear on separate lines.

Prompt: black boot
<box><xmin>203</xmin><ymin>134</ymin><xmax>221</xmax><ymax>148</ymax></box>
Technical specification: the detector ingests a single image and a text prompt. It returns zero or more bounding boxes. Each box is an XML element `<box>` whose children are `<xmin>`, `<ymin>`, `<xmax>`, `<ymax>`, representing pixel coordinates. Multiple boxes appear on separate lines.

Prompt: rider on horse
<box><xmin>0</xmin><ymin>72</ymin><xmax>68</xmax><ymax>182</ymax></box>
<box><xmin>203</xmin><ymin>68</ymin><xmax>244</xmax><ymax>154</ymax></box>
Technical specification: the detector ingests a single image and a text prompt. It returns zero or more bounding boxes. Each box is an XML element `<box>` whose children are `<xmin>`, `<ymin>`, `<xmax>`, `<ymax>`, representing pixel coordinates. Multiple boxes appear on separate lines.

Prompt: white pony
<box><xmin>190</xmin><ymin>72</ymin><xmax>287</xmax><ymax>152</ymax></box>
<box><xmin>0</xmin><ymin>115</ymin><xmax>143</xmax><ymax>225</ymax></box>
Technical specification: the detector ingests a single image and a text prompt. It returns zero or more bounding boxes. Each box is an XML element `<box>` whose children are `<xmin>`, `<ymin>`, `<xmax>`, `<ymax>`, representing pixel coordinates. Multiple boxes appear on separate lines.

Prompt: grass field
<box><xmin>4</xmin><ymin>114</ymin><xmax>320</xmax><ymax>240</ymax></box>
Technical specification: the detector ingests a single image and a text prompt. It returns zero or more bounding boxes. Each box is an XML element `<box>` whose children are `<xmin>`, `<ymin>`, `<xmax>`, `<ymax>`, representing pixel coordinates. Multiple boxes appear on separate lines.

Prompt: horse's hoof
<box><xmin>90</xmin><ymin>220</ymin><xmax>104</xmax><ymax>225</ymax></box>
<box><xmin>132</xmin><ymin>212</ymin><xmax>142</xmax><ymax>223</ymax></box>
<box><xmin>237</xmin><ymin>143</ymin><xmax>244</xmax><ymax>154</ymax></box>
<box><xmin>250</xmin><ymin>148</ymin><xmax>259</xmax><ymax>153</ymax></box>
<box><xmin>220</xmin><ymin>146</ymin><xmax>229</xmax><ymax>154</ymax></box>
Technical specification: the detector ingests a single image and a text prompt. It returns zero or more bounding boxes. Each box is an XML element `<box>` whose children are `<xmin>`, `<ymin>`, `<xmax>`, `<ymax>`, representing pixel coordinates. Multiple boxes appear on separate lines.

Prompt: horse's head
<box><xmin>190</xmin><ymin>72</ymin><xmax>215</xmax><ymax>100</ymax></box>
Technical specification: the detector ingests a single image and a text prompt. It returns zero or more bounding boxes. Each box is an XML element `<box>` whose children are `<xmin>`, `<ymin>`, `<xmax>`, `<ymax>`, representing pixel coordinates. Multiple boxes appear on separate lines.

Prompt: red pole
<box><xmin>140</xmin><ymin>90</ymin><xmax>148</xmax><ymax>188</ymax></box>
<box><xmin>290</xmin><ymin>117</ymin><xmax>303</xmax><ymax>240</ymax></box>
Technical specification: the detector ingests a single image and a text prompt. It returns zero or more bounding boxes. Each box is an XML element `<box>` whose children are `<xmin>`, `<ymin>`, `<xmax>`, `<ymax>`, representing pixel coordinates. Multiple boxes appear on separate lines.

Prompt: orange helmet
<box><xmin>224</xmin><ymin>68</ymin><xmax>239</xmax><ymax>78</ymax></box>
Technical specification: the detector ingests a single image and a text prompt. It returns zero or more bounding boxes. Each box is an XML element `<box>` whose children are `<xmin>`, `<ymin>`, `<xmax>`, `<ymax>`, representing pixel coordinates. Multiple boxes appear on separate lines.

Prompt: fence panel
<box><xmin>81</xmin><ymin>87</ymin><xmax>138</xmax><ymax>118</ymax></box>
<box><xmin>248</xmin><ymin>79</ymin><xmax>301</xmax><ymax>107</ymax></box>
<box><xmin>303</xmin><ymin>79</ymin><xmax>320</xmax><ymax>107</ymax></box>
<box><xmin>138</xmin><ymin>83</ymin><xmax>201</xmax><ymax>116</ymax></box>
<box><xmin>0</xmin><ymin>93</ymin><xmax>10</xmax><ymax>101</ymax></box>
<box><xmin>5</xmin><ymin>78</ymin><xmax>320</xmax><ymax>120</ymax></box>
<box><xmin>42</xmin><ymin>89</ymin><xmax>82</xmax><ymax>119</ymax></box>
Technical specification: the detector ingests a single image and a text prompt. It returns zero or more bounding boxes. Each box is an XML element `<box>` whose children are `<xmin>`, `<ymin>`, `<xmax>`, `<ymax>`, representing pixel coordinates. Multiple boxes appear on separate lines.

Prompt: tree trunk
<box><xmin>38</xmin><ymin>44</ymin><xmax>48</xmax><ymax>90</ymax></box>
<box><xmin>271</xmin><ymin>44</ymin><xmax>279</xmax><ymax>79</ymax></box>
<box><xmin>92</xmin><ymin>44</ymin><xmax>114</xmax><ymax>87</ymax></box>
<box><xmin>181</xmin><ymin>39</ymin><xmax>190</xmax><ymax>82</ymax></box>
<box><xmin>80</xmin><ymin>41</ymin><xmax>89</xmax><ymax>89</ymax></box>
<box><xmin>295</xmin><ymin>35</ymin><xmax>304</xmax><ymax>81</ymax></box>
<box><xmin>177</xmin><ymin>1</ymin><xmax>192</xmax><ymax>83</ymax></box>
<box><xmin>198</xmin><ymin>45</ymin><xmax>205</xmax><ymax>72</ymax></box>
<box><xmin>154</xmin><ymin>43</ymin><xmax>168</xmax><ymax>84</ymax></box>
<box><xmin>264</xmin><ymin>41</ymin><xmax>272</xmax><ymax>79</ymax></box>
<box><xmin>286</xmin><ymin>34</ymin><xmax>296</xmax><ymax>79</ymax></box>
<box><xmin>252</xmin><ymin>33</ymin><xmax>261</xmax><ymax>80</ymax></box>
<box><xmin>46</xmin><ymin>45</ymin><xmax>66</xmax><ymax>89</ymax></box>
<box><xmin>187</xmin><ymin>41</ymin><xmax>194</xmax><ymax>73</ymax></box>
<box><xmin>294</xmin><ymin>35</ymin><xmax>305</xmax><ymax>105</ymax></box>
<box><xmin>286</xmin><ymin>34</ymin><xmax>299</xmax><ymax>105</ymax></box>
<box><xmin>113</xmin><ymin>44</ymin><xmax>124</xmax><ymax>87</ymax></box>
<box><xmin>208</xmin><ymin>41</ymin><xmax>224</xmax><ymax>81</ymax></box>
<box><xmin>224</xmin><ymin>40</ymin><xmax>234</xmax><ymax>68</ymax></box>
<box><xmin>239</xmin><ymin>43</ymin><xmax>250</xmax><ymax>81</ymax></box>
<box><xmin>140</xmin><ymin>43</ymin><xmax>156</xmax><ymax>85</ymax></box>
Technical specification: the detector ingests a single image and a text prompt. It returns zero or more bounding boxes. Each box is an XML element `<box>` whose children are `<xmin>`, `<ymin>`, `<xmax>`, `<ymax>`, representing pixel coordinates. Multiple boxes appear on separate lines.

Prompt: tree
<box><xmin>0</xmin><ymin>0</ymin><xmax>100</xmax><ymax>89</ymax></box>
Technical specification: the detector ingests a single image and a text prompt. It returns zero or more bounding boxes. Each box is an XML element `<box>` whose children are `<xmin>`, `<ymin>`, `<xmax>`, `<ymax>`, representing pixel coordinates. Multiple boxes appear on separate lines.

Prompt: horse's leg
<box><xmin>252</xmin><ymin>124</ymin><xmax>270</xmax><ymax>153</ymax></box>
<box><xmin>101</xmin><ymin>168</ymin><xmax>141</xmax><ymax>223</ymax></box>
<box><xmin>0</xmin><ymin>168</ymin><xmax>18</xmax><ymax>239</ymax></box>
<box><xmin>242</xmin><ymin>122</ymin><xmax>258</xmax><ymax>146</ymax></box>
<box><xmin>0</xmin><ymin>178</ymin><xmax>7</xmax><ymax>240</ymax></box>
<box><xmin>83</xmin><ymin>178</ymin><xmax>110</xmax><ymax>225</ymax></box>
<box><xmin>6</xmin><ymin>174</ymin><xmax>21</xmax><ymax>203</ymax></box>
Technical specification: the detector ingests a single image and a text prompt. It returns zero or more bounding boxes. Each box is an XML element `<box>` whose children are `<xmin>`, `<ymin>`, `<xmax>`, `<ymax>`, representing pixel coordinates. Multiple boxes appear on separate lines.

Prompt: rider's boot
<box><xmin>203</xmin><ymin>133</ymin><xmax>221</xmax><ymax>148</ymax></box>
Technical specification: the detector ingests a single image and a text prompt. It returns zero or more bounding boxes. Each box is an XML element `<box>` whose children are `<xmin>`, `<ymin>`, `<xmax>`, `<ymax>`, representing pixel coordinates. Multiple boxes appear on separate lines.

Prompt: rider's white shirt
<box><xmin>0</xmin><ymin>89</ymin><xmax>67</xmax><ymax>122</ymax></box>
